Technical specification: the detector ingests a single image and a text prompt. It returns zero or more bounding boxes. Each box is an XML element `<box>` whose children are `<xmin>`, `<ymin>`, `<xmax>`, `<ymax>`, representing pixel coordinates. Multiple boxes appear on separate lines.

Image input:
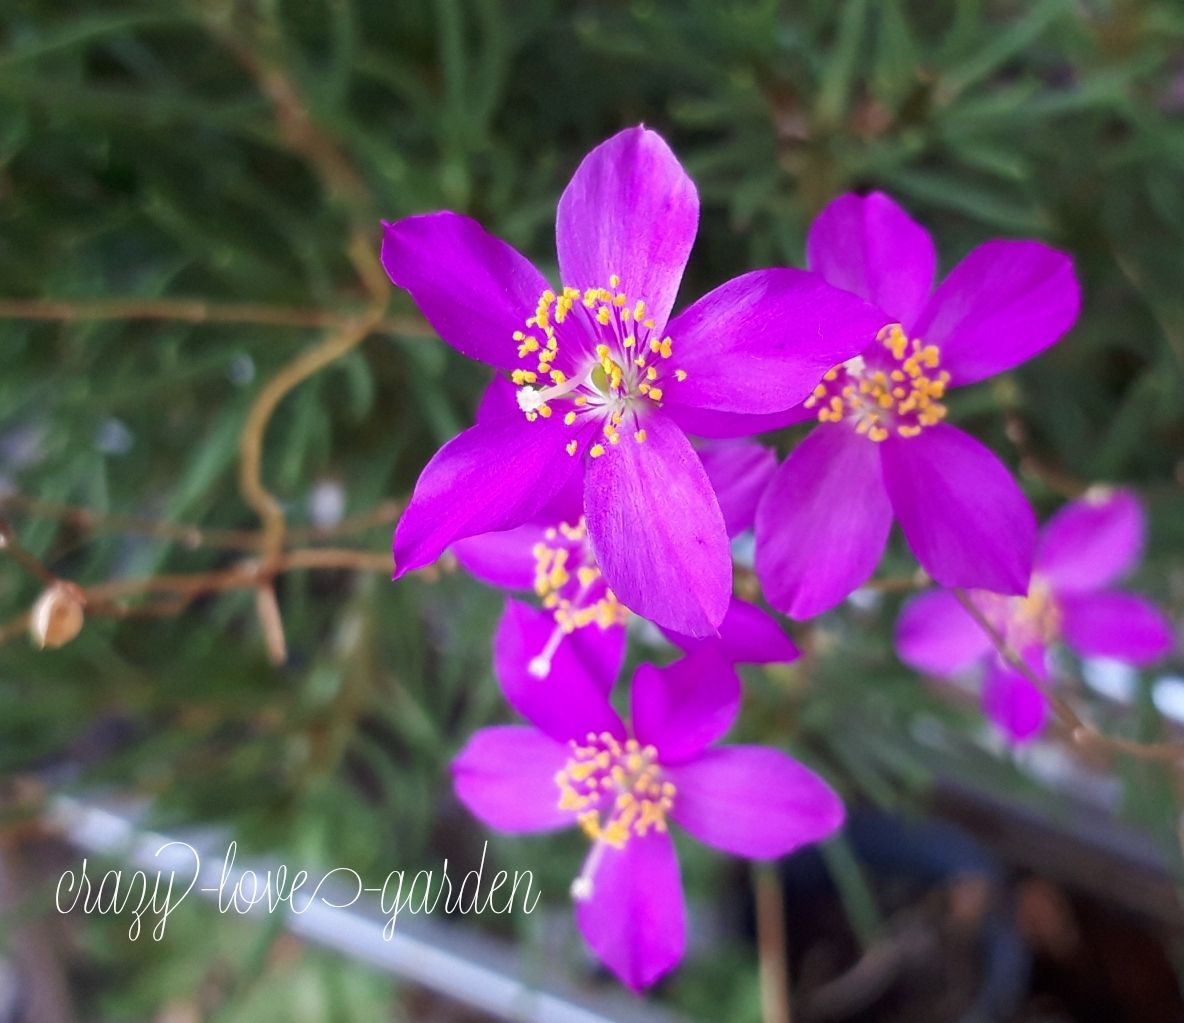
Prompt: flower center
<box><xmin>511</xmin><ymin>274</ymin><xmax>687</xmax><ymax>459</ymax></box>
<box><xmin>555</xmin><ymin>732</ymin><xmax>675</xmax><ymax>851</ymax></box>
<box><xmin>978</xmin><ymin>577</ymin><xmax>1062</xmax><ymax>651</ymax></box>
<box><xmin>805</xmin><ymin>324</ymin><xmax>950</xmax><ymax>441</ymax></box>
<box><xmin>526</xmin><ymin>517</ymin><xmax>629</xmax><ymax>679</ymax></box>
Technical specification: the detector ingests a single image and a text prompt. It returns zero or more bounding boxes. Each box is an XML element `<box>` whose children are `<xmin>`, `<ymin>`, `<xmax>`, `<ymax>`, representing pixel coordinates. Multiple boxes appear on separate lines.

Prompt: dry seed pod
<box><xmin>30</xmin><ymin>582</ymin><xmax>85</xmax><ymax>649</ymax></box>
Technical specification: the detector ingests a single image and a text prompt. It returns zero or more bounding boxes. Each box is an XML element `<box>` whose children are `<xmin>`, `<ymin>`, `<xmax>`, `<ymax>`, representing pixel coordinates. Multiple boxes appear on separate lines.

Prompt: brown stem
<box><xmin>755</xmin><ymin>865</ymin><xmax>793</xmax><ymax>1023</ymax></box>
<box><xmin>0</xmin><ymin>519</ymin><xmax>59</xmax><ymax>586</ymax></box>
<box><xmin>237</xmin><ymin>311</ymin><xmax>385</xmax><ymax>570</ymax></box>
<box><xmin>952</xmin><ymin>588</ymin><xmax>1184</xmax><ymax>762</ymax></box>
<box><xmin>0</xmin><ymin>494</ymin><xmax>402</xmax><ymax>552</ymax></box>
<box><xmin>0</xmin><ymin>297</ymin><xmax>428</xmax><ymax>336</ymax></box>
<box><xmin>0</xmin><ymin>546</ymin><xmax>418</xmax><ymax>649</ymax></box>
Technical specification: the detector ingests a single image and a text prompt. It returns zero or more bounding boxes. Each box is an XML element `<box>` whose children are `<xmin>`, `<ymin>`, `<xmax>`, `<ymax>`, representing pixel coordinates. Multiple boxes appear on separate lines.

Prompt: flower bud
<box><xmin>30</xmin><ymin>582</ymin><xmax>85</xmax><ymax>649</ymax></box>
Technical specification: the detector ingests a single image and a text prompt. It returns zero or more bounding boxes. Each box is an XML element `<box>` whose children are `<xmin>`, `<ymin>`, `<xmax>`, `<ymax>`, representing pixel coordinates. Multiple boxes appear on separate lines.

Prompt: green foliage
<box><xmin>1</xmin><ymin>0</ymin><xmax>1183</xmax><ymax>1019</ymax></box>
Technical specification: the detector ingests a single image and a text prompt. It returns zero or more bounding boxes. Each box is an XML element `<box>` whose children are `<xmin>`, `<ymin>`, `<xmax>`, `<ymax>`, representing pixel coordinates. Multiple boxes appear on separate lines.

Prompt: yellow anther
<box><xmin>811</xmin><ymin>323</ymin><xmax>950</xmax><ymax>441</ymax></box>
<box><xmin>590</xmin><ymin>444</ymin><xmax>605</xmax><ymax>458</ymax></box>
<box><xmin>634</xmin><ymin>429</ymin><xmax>647</xmax><ymax>443</ymax></box>
<box><xmin>566</xmin><ymin>440</ymin><xmax>578</xmax><ymax>456</ymax></box>
<box><xmin>555</xmin><ymin>734</ymin><xmax>674</xmax><ymax>849</ymax></box>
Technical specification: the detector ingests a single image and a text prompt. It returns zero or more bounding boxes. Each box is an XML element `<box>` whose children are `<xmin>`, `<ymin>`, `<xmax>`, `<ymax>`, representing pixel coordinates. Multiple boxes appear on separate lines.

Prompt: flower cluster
<box><xmin>381</xmin><ymin>128</ymin><xmax>1177</xmax><ymax>988</ymax></box>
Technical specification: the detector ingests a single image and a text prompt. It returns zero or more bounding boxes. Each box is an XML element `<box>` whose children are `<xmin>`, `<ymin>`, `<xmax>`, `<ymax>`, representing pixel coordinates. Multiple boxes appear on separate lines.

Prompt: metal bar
<box><xmin>48</xmin><ymin>795</ymin><xmax>684</xmax><ymax>1023</ymax></box>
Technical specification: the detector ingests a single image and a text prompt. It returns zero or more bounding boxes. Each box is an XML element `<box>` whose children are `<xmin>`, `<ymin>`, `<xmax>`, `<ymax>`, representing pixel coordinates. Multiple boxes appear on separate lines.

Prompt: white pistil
<box><xmin>515</xmin><ymin>364</ymin><xmax>593</xmax><ymax>414</ymax></box>
<box><xmin>570</xmin><ymin>876</ymin><xmax>594</xmax><ymax>901</ymax></box>
<box><xmin>528</xmin><ymin>574</ymin><xmax>599</xmax><ymax>679</ymax></box>
<box><xmin>570</xmin><ymin>837</ymin><xmax>609</xmax><ymax>902</ymax></box>
<box><xmin>527</xmin><ymin>620</ymin><xmax>568</xmax><ymax>679</ymax></box>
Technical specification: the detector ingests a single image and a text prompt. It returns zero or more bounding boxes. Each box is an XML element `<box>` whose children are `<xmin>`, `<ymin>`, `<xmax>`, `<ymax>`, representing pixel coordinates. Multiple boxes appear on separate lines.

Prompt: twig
<box><xmin>952</xmin><ymin>588</ymin><xmax>1184</xmax><ymax>762</ymax></box>
<box><xmin>0</xmin><ymin>518</ymin><xmax>58</xmax><ymax>585</ymax></box>
<box><xmin>0</xmin><ymin>546</ymin><xmax>416</xmax><ymax>649</ymax></box>
<box><xmin>862</xmin><ymin>572</ymin><xmax>929</xmax><ymax>594</ymax></box>
<box><xmin>0</xmin><ymin>297</ymin><xmax>429</xmax><ymax>337</ymax></box>
<box><xmin>254</xmin><ymin>584</ymin><xmax>288</xmax><ymax>666</ymax></box>
<box><xmin>1</xmin><ymin>495</ymin><xmax>260</xmax><ymax>551</ymax></box>
<box><xmin>1002</xmin><ymin>408</ymin><xmax>1088</xmax><ymax>500</ymax></box>
<box><xmin>754</xmin><ymin>865</ymin><xmax>792</xmax><ymax>1023</ymax></box>
<box><xmin>0</xmin><ymin>494</ymin><xmax>402</xmax><ymax>552</ymax></box>
<box><xmin>237</xmin><ymin>311</ymin><xmax>386</xmax><ymax>568</ymax></box>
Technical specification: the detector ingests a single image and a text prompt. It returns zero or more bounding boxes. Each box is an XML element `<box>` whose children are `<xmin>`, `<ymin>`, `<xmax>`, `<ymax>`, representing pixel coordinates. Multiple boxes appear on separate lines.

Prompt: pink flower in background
<box><xmin>754</xmin><ymin>192</ymin><xmax>1081</xmax><ymax>620</ymax></box>
<box><xmin>453</xmin><ymin>384</ymin><xmax>794</xmax><ymax>677</ymax></box>
<box><xmin>451</xmin><ymin>649</ymin><xmax>844</xmax><ymax>990</ymax></box>
<box><xmin>896</xmin><ymin>489</ymin><xmax>1175</xmax><ymax>741</ymax></box>
<box><xmin>383</xmin><ymin>127</ymin><xmax>885</xmax><ymax>636</ymax></box>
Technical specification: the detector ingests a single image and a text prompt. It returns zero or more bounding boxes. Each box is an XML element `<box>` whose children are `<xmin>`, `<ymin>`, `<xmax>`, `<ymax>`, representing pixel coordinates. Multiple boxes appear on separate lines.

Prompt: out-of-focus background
<box><xmin>1</xmin><ymin>1</ymin><xmax>1183</xmax><ymax>1020</ymax></box>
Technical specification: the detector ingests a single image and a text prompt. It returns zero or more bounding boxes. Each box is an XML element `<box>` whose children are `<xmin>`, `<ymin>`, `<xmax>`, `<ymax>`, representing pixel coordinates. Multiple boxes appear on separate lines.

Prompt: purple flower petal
<box><xmin>575</xmin><ymin>830</ymin><xmax>686</xmax><ymax>991</ymax></box>
<box><xmin>475</xmin><ymin>374</ymin><xmax>520</xmax><ymax>421</ymax></box>
<box><xmin>556</xmin><ymin>127</ymin><xmax>697</xmax><ymax>332</ymax></box>
<box><xmin>1060</xmin><ymin>591</ymin><xmax>1174</xmax><ymax>665</ymax></box>
<box><xmin>666</xmin><ymin>597</ymin><xmax>799</xmax><ymax>665</ymax></box>
<box><xmin>494</xmin><ymin>600</ymin><xmax>626</xmax><ymax>740</ymax></box>
<box><xmin>664</xmin><ymin>403</ymin><xmax>812</xmax><ymax>440</ymax></box>
<box><xmin>392</xmin><ymin>413</ymin><xmax>583</xmax><ymax>576</ymax></box>
<box><xmin>881</xmin><ymin>424</ymin><xmax>1035</xmax><ymax>595</ymax></box>
<box><xmin>715</xmin><ymin>598</ymin><xmax>800</xmax><ymax>663</ymax></box>
<box><xmin>667</xmin><ymin>746</ymin><xmax>845</xmax><ymax>859</ymax></box>
<box><xmin>452</xmin><ymin>523</ymin><xmax>544</xmax><ymax>591</ymax></box>
<box><xmin>755</xmin><ymin>425</ymin><xmax>893</xmax><ymax>619</ymax></box>
<box><xmin>895</xmin><ymin>589</ymin><xmax>992</xmax><ymax>676</ymax></box>
<box><xmin>382</xmin><ymin>213</ymin><xmax>549</xmax><ymax>370</ymax></box>
<box><xmin>697</xmin><ymin>439</ymin><xmax>779</xmax><ymax>537</ymax></box>
<box><xmin>913</xmin><ymin>240</ymin><xmax>1080</xmax><ymax>387</ymax></box>
<box><xmin>806</xmin><ymin>191</ymin><xmax>937</xmax><ymax>331</ymax></box>
<box><xmin>664</xmin><ymin>269</ymin><xmax>887</xmax><ymax>415</ymax></box>
<box><xmin>452</xmin><ymin>725</ymin><xmax>572</xmax><ymax>832</ymax></box>
<box><xmin>631</xmin><ymin>651</ymin><xmax>741</xmax><ymax>764</ymax></box>
<box><xmin>982</xmin><ymin>655</ymin><xmax>1048</xmax><ymax>743</ymax></box>
<box><xmin>584</xmin><ymin>415</ymin><xmax>730</xmax><ymax>636</ymax></box>
<box><xmin>1036</xmin><ymin>489</ymin><xmax>1145</xmax><ymax>594</ymax></box>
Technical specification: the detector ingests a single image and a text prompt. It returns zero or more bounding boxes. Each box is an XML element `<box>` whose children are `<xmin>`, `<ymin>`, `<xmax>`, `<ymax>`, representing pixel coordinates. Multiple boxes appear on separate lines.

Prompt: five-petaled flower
<box><xmin>451</xmin><ymin>645</ymin><xmax>844</xmax><ymax>990</ymax></box>
<box><xmin>383</xmin><ymin>127</ymin><xmax>885</xmax><ymax>636</ymax></box>
<box><xmin>753</xmin><ymin>192</ymin><xmax>1082</xmax><ymax>619</ymax></box>
<box><xmin>895</xmin><ymin>489</ymin><xmax>1174</xmax><ymax>741</ymax></box>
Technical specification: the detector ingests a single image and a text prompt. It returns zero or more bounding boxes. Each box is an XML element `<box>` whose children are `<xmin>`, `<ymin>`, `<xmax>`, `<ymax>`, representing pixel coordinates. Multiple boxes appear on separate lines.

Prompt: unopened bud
<box><xmin>30</xmin><ymin>582</ymin><xmax>85</xmax><ymax>649</ymax></box>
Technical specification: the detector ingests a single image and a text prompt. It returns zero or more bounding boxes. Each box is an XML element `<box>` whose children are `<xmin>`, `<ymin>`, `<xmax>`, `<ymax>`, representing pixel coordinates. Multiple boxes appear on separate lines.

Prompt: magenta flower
<box><xmin>383</xmin><ymin>128</ymin><xmax>885</xmax><ymax>636</ymax></box>
<box><xmin>453</xmin><ymin>386</ymin><xmax>795</xmax><ymax>677</ymax></box>
<box><xmin>452</xmin><ymin>648</ymin><xmax>843</xmax><ymax>989</ymax></box>
<box><xmin>896</xmin><ymin>489</ymin><xmax>1175</xmax><ymax>741</ymax></box>
<box><xmin>753</xmin><ymin>192</ymin><xmax>1081</xmax><ymax>619</ymax></box>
